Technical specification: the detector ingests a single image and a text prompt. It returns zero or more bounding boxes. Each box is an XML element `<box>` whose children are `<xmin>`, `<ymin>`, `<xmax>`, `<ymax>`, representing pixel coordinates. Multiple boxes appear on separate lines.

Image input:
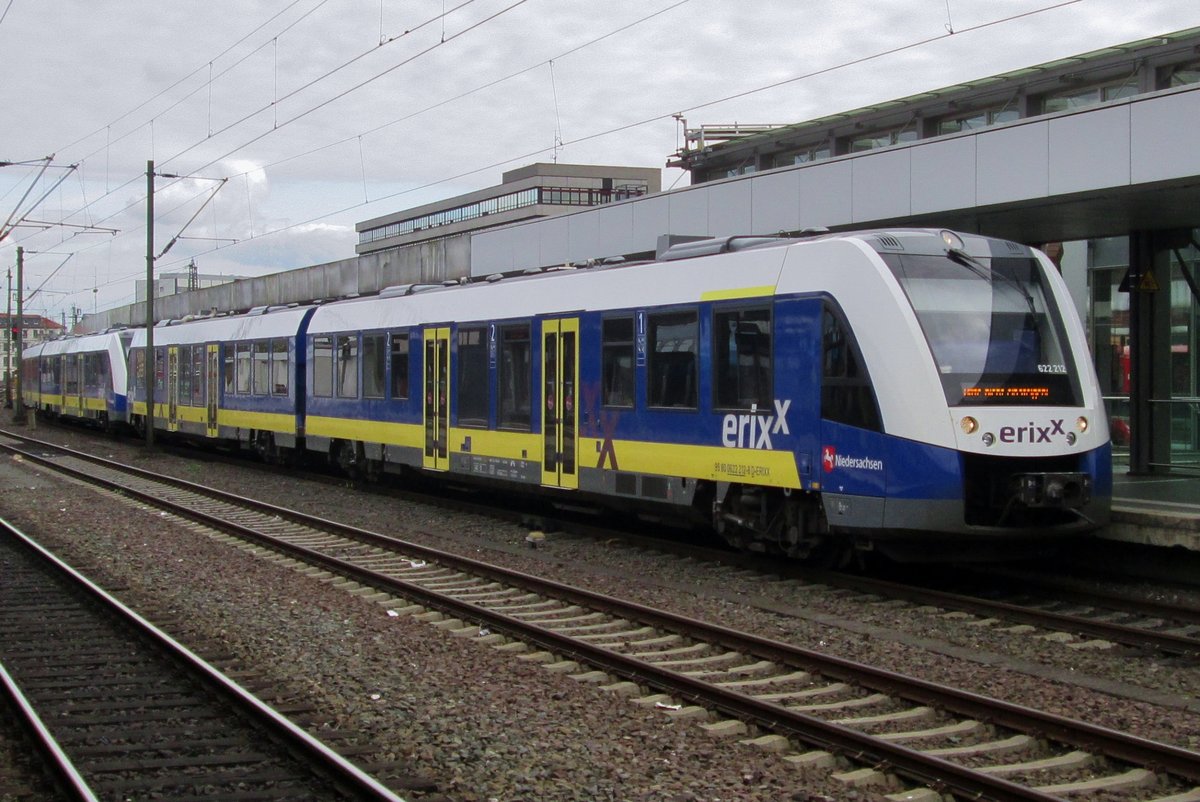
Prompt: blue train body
<box><xmin>22</xmin><ymin>229</ymin><xmax>1112</xmax><ymax>562</ymax></box>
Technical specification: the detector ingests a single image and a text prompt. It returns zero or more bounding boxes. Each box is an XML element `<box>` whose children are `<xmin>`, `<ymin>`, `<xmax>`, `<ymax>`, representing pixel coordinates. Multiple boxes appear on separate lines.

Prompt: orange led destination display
<box><xmin>962</xmin><ymin>385</ymin><xmax>1051</xmax><ymax>401</ymax></box>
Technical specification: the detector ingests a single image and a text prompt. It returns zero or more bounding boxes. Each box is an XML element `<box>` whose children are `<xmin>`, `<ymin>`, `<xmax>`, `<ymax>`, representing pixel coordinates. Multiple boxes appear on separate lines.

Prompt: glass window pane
<box><xmin>337</xmin><ymin>335</ymin><xmax>359</xmax><ymax>398</ymax></box>
<box><xmin>648</xmin><ymin>311</ymin><xmax>697</xmax><ymax>408</ymax></box>
<box><xmin>313</xmin><ymin>336</ymin><xmax>333</xmax><ymax>397</ymax></box>
<box><xmin>714</xmin><ymin>307</ymin><xmax>772</xmax><ymax>410</ymax></box>
<box><xmin>253</xmin><ymin>341</ymin><xmax>270</xmax><ymax>395</ymax></box>
<box><xmin>602</xmin><ymin>317</ymin><xmax>634</xmax><ymax>407</ymax></box>
<box><xmin>235</xmin><ymin>343</ymin><xmax>251</xmax><ymax>394</ymax></box>
<box><xmin>498</xmin><ymin>325</ymin><xmax>531</xmax><ymax>429</ymax></box>
<box><xmin>271</xmin><ymin>339</ymin><xmax>288</xmax><ymax>395</ymax></box>
<box><xmin>456</xmin><ymin>327</ymin><xmax>488</xmax><ymax>425</ymax></box>
<box><xmin>193</xmin><ymin>346</ymin><xmax>205</xmax><ymax>404</ymax></box>
<box><xmin>390</xmin><ymin>331</ymin><xmax>409</xmax><ymax>399</ymax></box>
<box><xmin>363</xmin><ymin>334</ymin><xmax>385</xmax><ymax>399</ymax></box>
<box><xmin>223</xmin><ymin>347</ymin><xmax>234</xmax><ymax>394</ymax></box>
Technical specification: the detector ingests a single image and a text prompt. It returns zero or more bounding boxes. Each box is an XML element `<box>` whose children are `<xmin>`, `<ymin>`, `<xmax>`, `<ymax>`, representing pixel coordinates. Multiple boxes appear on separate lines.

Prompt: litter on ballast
<box><xmin>655</xmin><ymin>702</ymin><xmax>682</xmax><ymax>711</ymax></box>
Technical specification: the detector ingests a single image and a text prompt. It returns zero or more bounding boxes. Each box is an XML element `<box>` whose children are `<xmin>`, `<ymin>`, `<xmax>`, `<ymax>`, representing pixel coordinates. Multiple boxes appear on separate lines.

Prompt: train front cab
<box><xmin>805</xmin><ymin>232</ymin><xmax>1113</xmax><ymax>562</ymax></box>
<box><xmin>57</xmin><ymin>332</ymin><xmax>131</xmax><ymax>431</ymax></box>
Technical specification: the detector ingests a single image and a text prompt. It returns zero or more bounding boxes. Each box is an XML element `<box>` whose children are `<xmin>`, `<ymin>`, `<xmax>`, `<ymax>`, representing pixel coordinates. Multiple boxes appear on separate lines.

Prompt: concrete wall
<box><xmin>470</xmin><ymin>84</ymin><xmax>1200</xmax><ymax>275</ymax></box>
<box><xmin>82</xmin><ymin>233</ymin><xmax>471</xmax><ymax>331</ymax></box>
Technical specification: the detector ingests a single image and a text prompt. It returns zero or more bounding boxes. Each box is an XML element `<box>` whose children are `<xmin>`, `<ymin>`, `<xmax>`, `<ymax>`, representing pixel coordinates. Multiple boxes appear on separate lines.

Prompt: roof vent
<box><xmin>874</xmin><ymin>235</ymin><xmax>904</xmax><ymax>251</ymax></box>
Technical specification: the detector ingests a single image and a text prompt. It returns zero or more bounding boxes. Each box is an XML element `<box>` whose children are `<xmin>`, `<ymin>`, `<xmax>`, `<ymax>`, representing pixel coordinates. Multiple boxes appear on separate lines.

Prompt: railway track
<box><xmin>36</xmin><ymin>422</ymin><xmax>1200</xmax><ymax>660</ymax></box>
<box><xmin>806</xmin><ymin>567</ymin><xmax>1200</xmax><ymax>658</ymax></box>
<box><xmin>3</xmin><ymin>432</ymin><xmax>1200</xmax><ymax>801</ymax></box>
<box><xmin>0</xmin><ymin>515</ymin><xmax>405</xmax><ymax>802</ymax></box>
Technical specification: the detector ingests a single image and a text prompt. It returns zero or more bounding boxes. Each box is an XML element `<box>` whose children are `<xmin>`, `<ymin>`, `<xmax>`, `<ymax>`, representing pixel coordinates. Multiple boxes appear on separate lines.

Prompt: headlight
<box><xmin>960</xmin><ymin>416</ymin><xmax>978</xmax><ymax>434</ymax></box>
<box><xmin>941</xmin><ymin>230</ymin><xmax>965</xmax><ymax>251</ymax></box>
<box><xmin>1076</xmin><ymin>416</ymin><xmax>1089</xmax><ymax>433</ymax></box>
<box><xmin>982</xmin><ymin>432</ymin><xmax>996</xmax><ymax>447</ymax></box>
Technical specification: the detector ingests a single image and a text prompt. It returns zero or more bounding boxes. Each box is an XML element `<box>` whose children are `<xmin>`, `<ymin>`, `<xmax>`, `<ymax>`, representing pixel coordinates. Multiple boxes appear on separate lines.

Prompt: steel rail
<box><xmin>806</xmin><ymin>569</ymin><xmax>1200</xmax><ymax>656</ymax></box>
<box><xmin>9</xmin><ymin>436</ymin><xmax>1200</xmax><ymax>799</ymax></box>
<box><xmin>0</xmin><ymin>513</ymin><xmax>407</xmax><ymax>802</ymax></box>
<box><xmin>0</xmin><ymin>660</ymin><xmax>99</xmax><ymax>802</ymax></box>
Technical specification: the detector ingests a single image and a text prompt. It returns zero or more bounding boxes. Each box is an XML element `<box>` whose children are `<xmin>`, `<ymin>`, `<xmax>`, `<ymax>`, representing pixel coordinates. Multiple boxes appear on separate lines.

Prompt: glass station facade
<box><xmin>1077</xmin><ymin>232</ymin><xmax>1200</xmax><ymax>474</ymax></box>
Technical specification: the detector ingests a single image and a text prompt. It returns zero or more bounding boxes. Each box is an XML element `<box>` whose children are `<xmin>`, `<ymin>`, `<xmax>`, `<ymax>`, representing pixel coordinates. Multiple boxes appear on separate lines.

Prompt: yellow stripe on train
<box><xmin>582</xmin><ymin>437</ymin><xmax>802</xmax><ymax>488</ymax></box>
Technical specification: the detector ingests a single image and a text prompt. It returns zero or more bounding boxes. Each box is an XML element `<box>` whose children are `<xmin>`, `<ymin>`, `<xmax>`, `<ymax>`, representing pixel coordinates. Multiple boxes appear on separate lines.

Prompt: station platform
<box><xmin>1106</xmin><ymin>470</ymin><xmax>1200</xmax><ymax>551</ymax></box>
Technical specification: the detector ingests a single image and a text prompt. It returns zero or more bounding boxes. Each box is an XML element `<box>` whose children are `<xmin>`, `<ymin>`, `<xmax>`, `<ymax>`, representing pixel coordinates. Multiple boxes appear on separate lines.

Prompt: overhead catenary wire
<box><xmin>40</xmin><ymin>0</ymin><xmax>485</xmax><ymax>237</ymax></box>
<box><xmin>57</xmin><ymin>0</ymin><xmax>326</xmax><ymax>158</ymax></box>
<box><xmin>32</xmin><ymin>0</ymin><xmax>691</xmax><ymax>245</ymax></box>
<box><xmin>144</xmin><ymin>0</ymin><xmax>1086</xmax><ymax>269</ymax></box>
<box><xmin>11</xmin><ymin>0</ymin><xmax>1089</xmax><ymax>318</ymax></box>
<box><xmin>3</xmin><ymin>0</ymin><xmax>692</xmax><ymax>305</ymax></box>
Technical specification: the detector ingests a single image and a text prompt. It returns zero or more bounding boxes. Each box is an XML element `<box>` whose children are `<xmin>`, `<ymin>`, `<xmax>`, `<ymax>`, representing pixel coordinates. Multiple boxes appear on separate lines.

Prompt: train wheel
<box><xmin>254</xmin><ymin>431</ymin><xmax>279</xmax><ymax>464</ymax></box>
<box><xmin>330</xmin><ymin>439</ymin><xmax>360</xmax><ymax>479</ymax></box>
<box><xmin>363</xmin><ymin>453</ymin><xmax>384</xmax><ymax>484</ymax></box>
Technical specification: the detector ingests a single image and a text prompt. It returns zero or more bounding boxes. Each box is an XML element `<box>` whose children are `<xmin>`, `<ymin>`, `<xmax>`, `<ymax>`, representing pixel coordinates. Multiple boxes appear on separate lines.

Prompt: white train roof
<box><xmin>26</xmin><ymin>330</ymin><xmax>127</xmax><ymax>357</ymax></box>
<box><xmin>128</xmin><ymin>306</ymin><xmax>316</xmax><ymax>347</ymax></box>
<box><xmin>308</xmin><ymin>244</ymin><xmax>797</xmax><ymax>334</ymax></box>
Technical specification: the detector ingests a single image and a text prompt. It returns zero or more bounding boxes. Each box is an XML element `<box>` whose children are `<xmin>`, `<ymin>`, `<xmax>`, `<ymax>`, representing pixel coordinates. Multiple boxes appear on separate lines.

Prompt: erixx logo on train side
<box><xmin>720</xmin><ymin>399</ymin><xmax>791</xmax><ymax>450</ymax></box>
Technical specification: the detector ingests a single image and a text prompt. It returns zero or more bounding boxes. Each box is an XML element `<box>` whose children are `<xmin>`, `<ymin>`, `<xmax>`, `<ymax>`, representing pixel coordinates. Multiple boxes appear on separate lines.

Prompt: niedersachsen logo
<box><xmin>822</xmin><ymin>446</ymin><xmax>884</xmax><ymax>473</ymax></box>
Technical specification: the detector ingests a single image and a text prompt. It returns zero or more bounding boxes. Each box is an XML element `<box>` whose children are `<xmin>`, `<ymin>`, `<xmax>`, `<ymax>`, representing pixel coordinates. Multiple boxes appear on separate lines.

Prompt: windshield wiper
<box><xmin>945</xmin><ymin>247</ymin><xmax>1036</xmax><ymax>313</ymax></box>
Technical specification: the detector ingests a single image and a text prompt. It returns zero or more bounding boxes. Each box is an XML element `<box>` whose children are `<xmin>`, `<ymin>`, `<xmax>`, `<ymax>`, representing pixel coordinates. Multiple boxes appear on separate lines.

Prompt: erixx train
<box><xmin>21</xmin><ymin>228</ymin><xmax>1112</xmax><ymax>562</ymax></box>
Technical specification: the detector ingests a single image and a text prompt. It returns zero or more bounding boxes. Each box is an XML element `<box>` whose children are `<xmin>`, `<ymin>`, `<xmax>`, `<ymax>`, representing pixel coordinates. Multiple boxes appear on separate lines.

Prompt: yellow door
<box><xmin>541</xmin><ymin>318</ymin><xmax>579</xmax><ymax>489</ymax></box>
<box><xmin>206</xmin><ymin>345</ymin><xmax>220</xmax><ymax>438</ymax></box>
<box><xmin>167</xmin><ymin>346</ymin><xmax>179</xmax><ymax>431</ymax></box>
<box><xmin>422</xmin><ymin>328</ymin><xmax>450</xmax><ymax>471</ymax></box>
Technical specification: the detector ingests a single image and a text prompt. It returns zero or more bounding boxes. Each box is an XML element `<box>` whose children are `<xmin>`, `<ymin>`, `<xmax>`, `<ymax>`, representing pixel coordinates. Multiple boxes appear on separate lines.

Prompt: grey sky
<box><xmin>0</xmin><ymin>0</ymin><xmax>1195</xmax><ymax>324</ymax></box>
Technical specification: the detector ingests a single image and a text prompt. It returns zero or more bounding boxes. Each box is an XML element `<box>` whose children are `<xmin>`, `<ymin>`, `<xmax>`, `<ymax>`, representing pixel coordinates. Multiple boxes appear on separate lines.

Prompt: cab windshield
<box><xmin>881</xmin><ymin>253</ymin><xmax>1082</xmax><ymax>407</ymax></box>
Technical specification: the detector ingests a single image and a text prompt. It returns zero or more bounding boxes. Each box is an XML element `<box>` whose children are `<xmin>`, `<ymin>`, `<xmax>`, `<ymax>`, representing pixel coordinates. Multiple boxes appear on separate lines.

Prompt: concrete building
<box><xmin>134</xmin><ymin>266</ymin><xmax>245</xmax><ymax>305</ymax></box>
<box><xmin>356</xmin><ymin>162</ymin><xmax>660</xmax><ymax>257</ymax></box>
<box><xmin>81</xmin><ymin>162</ymin><xmax>661</xmax><ymax>333</ymax></box>
<box><xmin>1</xmin><ymin>313</ymin><xmax>64</xmax><ymax>402</ymax></box>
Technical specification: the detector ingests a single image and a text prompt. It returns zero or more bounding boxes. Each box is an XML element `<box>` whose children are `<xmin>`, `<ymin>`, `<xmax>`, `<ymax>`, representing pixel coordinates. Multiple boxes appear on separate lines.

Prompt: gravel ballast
<box><xmin>3</xmin><ymin>424</ymin><xmax>1200</xmax><ymax>800</ymax></box>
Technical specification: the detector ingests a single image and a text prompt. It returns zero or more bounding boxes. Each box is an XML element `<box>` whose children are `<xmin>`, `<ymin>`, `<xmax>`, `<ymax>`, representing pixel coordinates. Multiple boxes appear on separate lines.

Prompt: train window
<box><xmin>252</xmin><ymin>341</ymin><xmax>270</xmax><ymax>395</ymax></box>
<box><xmin>180</xmin><ymin>346</ymin><xmax>192</xmax><ymax>401</ymax></box>
<box><xmin>336</xmin><ymin>335</ymin><xmax>359</xmax><ymax>398</ymax></box>
<box><xmin>822</xmin><ymin>306</ymin><xmax>881</xmax><ymax>431</ymax></box>
<box><xmin>362</xmin><ymin>333</ymin><xmax>386</xmax><ymax>399</ymax></box>
<box><xmin>222</xmin><ymin>347</ymin><xmax>235</xmax><ymax>395</ymax></box>
<box><xmin>648</xmin><ymin>311</ymin><xmax>698</xmax><ymax>409</ymax></box>
<box><xmin>63</xmin><ymin>355</ymin><xmax>78</xmax><ymax>395</ymax></box>
<box><xmin>192</xmin><ymin>347</ymin><xmax>205</xmax><ymax>405</ymax></box>
<box><xmin>154</xmin><ymin>347</ymin><xmax>166</xmax><ymax>395</ymax></box>
<box><xmin>313</xmin><ymin>336</ymin><xmax>333</xmax><ymax>397</ymax></box>
<box><xmin>271</xmin><ymin>339</ymin><xmax>289</xmax><ymax>395</ymax></box>
<box><xmin>713</xmin><ymin>306</ymin><xmax>772</xmax><ymax>410</ymax></box>
<box><xmin>601</xmin><ymin>316</ymin><xmax>634</xmax><ymax>408</ymax></box>
<box><xmin>456</xmin><ymin>326</ymin><xmax>488</xmax><ymax>426</ymax></box>
<box><xmin>235</xmin><ymin>343</ymin><xmax>252</xmax><ymax>394</ymax></box>
<box><xmin>133</xmin><ymin>350</ymin><xmax>146</xmax><ymax>392</ymax></box>
<box><xmin>389</xmin><ymin>331</ymin><xmax>410</xmax><ymax>400</ymax></box>
<box><xmin>83</xmin><ymin>353</ymin><xmax>99</xmax><ymax>392</ymax></box>
<box><xmin>498</xmin><ymin>324</ymin><xmax>531</xmax><ymax>430</ymax></box>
